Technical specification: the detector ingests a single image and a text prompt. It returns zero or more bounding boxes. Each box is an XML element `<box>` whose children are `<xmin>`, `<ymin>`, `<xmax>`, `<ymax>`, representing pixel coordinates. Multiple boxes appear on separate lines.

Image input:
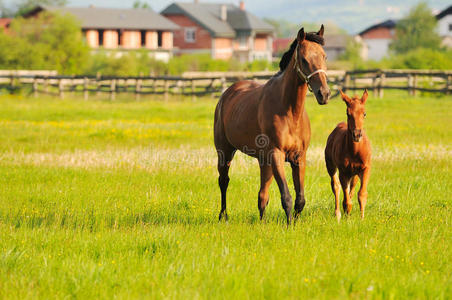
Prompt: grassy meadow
<box><xmin>0</xmin><ymin>92</ymin><xmax>451</xmax><ymax>299</ymax></box>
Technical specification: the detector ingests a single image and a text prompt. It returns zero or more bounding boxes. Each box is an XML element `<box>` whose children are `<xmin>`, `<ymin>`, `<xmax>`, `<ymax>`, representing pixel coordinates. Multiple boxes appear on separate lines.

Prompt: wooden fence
<box><xmin>0</xmin><ymin>69</ymin><xmax>450</xmax><ymax>100</ymax></box>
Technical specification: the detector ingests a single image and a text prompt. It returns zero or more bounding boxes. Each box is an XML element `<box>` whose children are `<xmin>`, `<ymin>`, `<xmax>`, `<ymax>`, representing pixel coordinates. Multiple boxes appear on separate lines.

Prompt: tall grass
<box><xmin>0</xmin><ymin>92</ymin><xmax>451</xmax><ymax>299</ymax></box>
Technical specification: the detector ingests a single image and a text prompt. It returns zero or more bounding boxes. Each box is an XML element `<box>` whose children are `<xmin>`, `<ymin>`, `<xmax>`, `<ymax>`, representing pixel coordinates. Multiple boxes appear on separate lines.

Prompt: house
<box><xmin>359</xmin><ymin>4</ymin><xmax>452</xmax><ymax>61</ymax></box>
<box><xmin>272</xmin><ymin>34</ymin><xmax>356</xmax><ymax>61</ymax></box>
<box><xmin>24</xmin><ymin>6</ymin><xmax>179</xmax><ymax>62</ymax></box>
<box><xmin>161</xmin><ymin>1</ymin><xmax>274</xmax><ymax>62</ymax></box>
<box><xmin>359</xmin><ymin>19</ymin><xmax>396</xmax><ymax>61</ymax></box>
<box><xmin>436</xmin><ymin>5</ymin><xmax>452</xmax><ymax>48</ymax></box>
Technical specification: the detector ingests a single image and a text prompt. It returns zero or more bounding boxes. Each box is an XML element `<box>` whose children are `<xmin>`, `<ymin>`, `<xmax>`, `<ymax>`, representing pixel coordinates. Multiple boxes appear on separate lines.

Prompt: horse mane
<box><xmin>278</xmin><ymin>32</ymin><xmax>325</xmax><ymax>74</ymax></box>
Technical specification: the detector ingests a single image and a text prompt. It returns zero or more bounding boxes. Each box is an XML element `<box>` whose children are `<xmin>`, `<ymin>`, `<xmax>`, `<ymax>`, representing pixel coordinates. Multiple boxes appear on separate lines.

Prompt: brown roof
<box><xmin>161</xmin><ymin>2</ymin><xmax>274</xmax><ymax>38</ymax></box>
<box><xmin>26</xmin><ymin>6</ymin><xmax>179</xmax><ymax>31</ymax></box>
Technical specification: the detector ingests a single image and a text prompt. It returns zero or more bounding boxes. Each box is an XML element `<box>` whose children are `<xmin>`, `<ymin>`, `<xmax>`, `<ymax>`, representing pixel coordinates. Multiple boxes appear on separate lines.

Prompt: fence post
<box><xmin>135</xmin><ymin>77</ymin><xmax>142</xmax><ymax>101</ymax></box>
<box><xmin>446</xmin><ymin>75</ymin><xmax>450</xmax><ymax>95</ymax></box>
<box><xmin>110</xmin><ymin>79</ymin><xmax>116</xmax><ymax>101</ymax></box>
<box><xmin>84</xmin><ymin>77</ymin><xmax>89</xmax><ymax>100</ymax></box>
<box><xmin>58</xmin><ymin>79</ymin><xmax>64</xmax><ymax>99</ymax></box>
<box><xmin>33</xmin><ymin>77</ymin><xmax>38</xmax><ymax>98</ymax></box>
<box><xmin>221</xmin><ymin>76</ymin><xmax>227</xmax><ymax>93</ymax></box>
<box><xmin>191</xmin><ymin>79</ymin><xmax>196</xmax><ymax>102</ymax></box>
<box><xmin>211</xmin><ymin>79</ymin><xmax>216</xmax><ymax>98</ymax></box>
<box><xmin>378</xmin><ymin>72</ymin><xmax>385</xmax><ymax>99</ymax></box>
<box><xmin>43</xmin><ymin>77</ymin><xmax>48</xmax><ymax>94</ymax></box>
<box><xmin>344</xmin><ymin>73</ymin><xmax>350</xmax><ymax>92</ymax></box>
<box><xmin>96</xmin><ymin>72</ymin><xmax>101</xmax><ymax>97</ymax></box>
<box><xmin>372</xmin><ymin>74</ymin><xmax>378</xmax><ymax>97</ymax></box>
<box><xmin>9</xmin><ymin>75</ymin><xmax>16</xmax><ymax>93</ymax></box>
<box><xmin>70</xmin><ymin>76</ymin><xmax>75</xmax><ymax>97</ymax></box>
<box><xmin>413</xmin><ymin>74</ymin><xmax>417</xmax><ymax>97</ymax></box>
<box><xmin>164</xmin><ymin>79</ymin><xmax>169</xmax><ymax>101</ymax></box>
<box><xmin>152</xmin><ymin>79</ymin><xmax>156</xmax><ymax>94</ymax></box>
<box><xmin>407</xmin><ymin>74</ymin><xmax>413</xmax><ymax>96</ymax></box>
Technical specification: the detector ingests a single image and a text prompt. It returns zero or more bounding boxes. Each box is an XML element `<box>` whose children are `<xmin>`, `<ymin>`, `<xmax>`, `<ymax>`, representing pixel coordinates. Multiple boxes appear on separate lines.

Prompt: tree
<box><xmin>390</xmin><ymin>2</ymin><xmax>441</xmax><ymax>54</ymax></box>
<box><xmin>133</xmin><ymin>1</ymin><xmax>151</xmax><ymax>10</ymax></box>
<box><xmin>15</xmin><ymin>0</ymin><xmax>67</xmax><ymax>16</ymax></box>
<box><xmin>0</xmin><ymin>11</ymin><xmax>89</xmax><ymax>74</ymax></box>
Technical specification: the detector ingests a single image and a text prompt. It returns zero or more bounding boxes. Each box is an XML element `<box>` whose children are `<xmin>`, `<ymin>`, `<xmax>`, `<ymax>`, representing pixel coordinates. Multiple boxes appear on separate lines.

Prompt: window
<box><xmin>185</xmin><ymin>28</ymin><xmax>196</xmax><ymax>43</ymax></box>
<box><xmin>449</xmin><ymin>24</ymin><xmax>452</xmax><ymax>32</ymax></box>
<box><xmin>158</xmin><ymin>31</ymin><xmax>163</xmax><ymax>47</ymax></box>
<box><xmin>141</xmin><ymin>30</ymin><xmax>146</xmax><ymax>47</ymax></box>
<box><xmin>117</xmin><ymin>29</ymin><xmax>122</xmax><ymax>47</ymax></box>
<box><xmin>239</xmin><ymin>36</ymin><xmax>247</xmax><ymax>48</ymax></box>
<box><xmin>98</xmin><ymin>29</ymin><xmax>104</xmax><ymax>46</ymax></box>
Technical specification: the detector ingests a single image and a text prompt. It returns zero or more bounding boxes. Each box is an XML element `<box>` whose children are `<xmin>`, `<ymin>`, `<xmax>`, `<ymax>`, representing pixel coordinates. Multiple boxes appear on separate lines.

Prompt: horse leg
<box><xmin>291</xmin><ymin>153</ymin><xmax>307</xmax><ymax>220</ymax></box>
<box><xmin>331</xmin><ymin>173</ymin><xmax>341</xmax><ymax>220</ymax></box>
<box><xmin>270</xmin><ymin>149</ymin><xmax>293</xmax><ymax>225</ymax></box>
<box><xmin>349</xmin><ymin>175</ymin><xmax>359</xmax><ymax>201</ymax></box>
<box><xmin>339</xmin><ymin>173</ymin><xmax>352</xmax><ymax>215</ymax></box>
<box><xmin>325</xmin><ymin>156</ymin><xmax>340</xmax><ymax>220</ymax></box>
<box><xmin>258</xmin><ymin>163</ymin><xmax>273</xmax><ymax>220</ymax></box>
<box><xmin>358</xmin><ymin>168</ymin><xmax>370</xmax><ymax>219</ymax></box>
<box><xmin>217</xmin><ymin>146</ymin><xmax>236</xmax><ymax>221</ymax></box>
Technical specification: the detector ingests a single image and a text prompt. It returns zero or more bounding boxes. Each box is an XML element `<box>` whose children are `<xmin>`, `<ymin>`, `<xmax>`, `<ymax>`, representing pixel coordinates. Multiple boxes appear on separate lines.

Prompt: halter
<box><xmin>293</xmin><ymin>44</ymin><xmax>327</xmax><ymax>92</ymax></box>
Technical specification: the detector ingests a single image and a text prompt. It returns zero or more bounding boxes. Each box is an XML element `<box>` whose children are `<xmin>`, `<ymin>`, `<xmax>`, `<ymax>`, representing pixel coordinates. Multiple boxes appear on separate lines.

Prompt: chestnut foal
<box><xmin>325</xmin><ymin>89</ymin><xmax>371</xmax><ymax>220</ymax></box>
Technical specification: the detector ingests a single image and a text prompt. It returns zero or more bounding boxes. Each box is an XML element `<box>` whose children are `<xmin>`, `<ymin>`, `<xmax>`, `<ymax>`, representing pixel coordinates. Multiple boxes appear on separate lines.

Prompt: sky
<box><xmin>4</xmin><ymin>0</ymin><xmax>452</xmax><ymax>33</ymax></box>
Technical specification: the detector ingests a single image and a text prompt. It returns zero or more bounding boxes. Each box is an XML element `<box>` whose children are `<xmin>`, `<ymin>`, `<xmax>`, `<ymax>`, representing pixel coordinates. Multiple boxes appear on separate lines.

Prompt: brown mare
<box><xmin>214</xmin><ymin>26</ymin><xmax>330</xmax><ymax>224</ymax></box>
<box><xmin>324</xmin><ymin>89</ymin><xmax>371</xmax><ymax>220</ymax></box>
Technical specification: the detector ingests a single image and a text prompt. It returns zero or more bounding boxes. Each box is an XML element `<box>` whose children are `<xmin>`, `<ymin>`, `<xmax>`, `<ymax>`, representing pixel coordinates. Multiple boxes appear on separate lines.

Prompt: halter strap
<box><xmin>293</xmin><ymin>44</ymin><xmax>327</xmax><ymax>92</ymax></box>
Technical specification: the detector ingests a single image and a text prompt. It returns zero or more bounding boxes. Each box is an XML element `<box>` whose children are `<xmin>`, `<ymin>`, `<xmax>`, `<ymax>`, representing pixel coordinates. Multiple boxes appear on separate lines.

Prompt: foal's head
<box><xmin>295</xmin><ymin>25</ymin><xmax>330</xmax><ymax>105</ymax></box>
<box><xmin>340</xmin><ymin>89</ymin><xmax>368</xmax><ymax>142</ymax></box>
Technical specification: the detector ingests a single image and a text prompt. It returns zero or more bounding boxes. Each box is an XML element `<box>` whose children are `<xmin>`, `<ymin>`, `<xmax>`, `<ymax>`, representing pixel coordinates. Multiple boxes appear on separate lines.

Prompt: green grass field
<box><xmin>0</xmin><ymin>92</ymin><xmax>451</xmax><ymax>299</ymax></box>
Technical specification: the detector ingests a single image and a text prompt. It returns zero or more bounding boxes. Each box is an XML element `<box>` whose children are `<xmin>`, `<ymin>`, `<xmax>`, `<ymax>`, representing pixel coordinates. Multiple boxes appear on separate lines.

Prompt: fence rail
<box><xmin>0</xmin><ymin>69</ymin><xmax>450</xmax><ymax>100</ymax></box>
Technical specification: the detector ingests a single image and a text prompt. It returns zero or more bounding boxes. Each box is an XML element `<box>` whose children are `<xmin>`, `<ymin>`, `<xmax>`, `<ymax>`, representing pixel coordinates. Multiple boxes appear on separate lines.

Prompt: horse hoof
<box><xmin>219</xmin><ymin>212</ymin><xmax>228</xmax><ymax>222</ymax></box>
<box><xmin>335</xmin><ymin>211</ymin><xmax>341</xmax><ymax>222</ymax></box>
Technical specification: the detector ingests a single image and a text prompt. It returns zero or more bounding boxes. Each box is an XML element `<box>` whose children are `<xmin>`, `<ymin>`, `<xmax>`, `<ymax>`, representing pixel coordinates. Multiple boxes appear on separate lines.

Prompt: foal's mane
<box><xmin>277</xmin><ymin>32</ymin><xmax>325</xmax><ymax>74</ymax></box>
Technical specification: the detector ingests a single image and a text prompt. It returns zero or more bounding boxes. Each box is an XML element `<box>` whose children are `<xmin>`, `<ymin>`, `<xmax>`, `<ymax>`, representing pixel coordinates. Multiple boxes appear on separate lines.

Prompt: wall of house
<box><xmin>213</xmin><ymin>38</ymin><xmax>233</xmax><ymax>59</ymax></box>
<box><xmin>162</xmin><ymin>32</ymin><xmax>173</xmax><ymax>49</ymax></box>
<box><xmin>85</xmin><ymin>30</ymin><xmax>99</xmax><ymax>48</ymax></box>
<box><xmin>251</xmin><ymin>34</ymin><xmax>272</xmax><ymax>61</ymax></box>
<box><xmin>145</xmin><ymin>31</ymin><xmax>158</xmax><ymax>49</ymax></box>
<box><xmin>103</xmin><ymin>30</ymin><xmax>119</xmax><ymax>49</ymax></box>
<box><xmin>163</xmin><ymin>14</ymin><xmax>212</xmax><ymax>50</ymax></box>
<box><xmin>438</xmin><ymin>15</ymin><xmax>452</xmax><ymax>37</ymax></box>
<box><xmin>361</xmin><ymin>27</ymin><xmax>394</xmax><ymax>61</ymax></box>
<box><xmin>254</xmin><ymin>34</ymin><xmax>268</xmax><ymax>51</ymax></box>
<box><xmin>122</xmin><ymin>31</ymin><xmax>141</xmax><ymax>49</ymax></box>
<box><xmin>363</xmin><ymin>38</ymin><xmax>392</xmax><ymax>61</ymax></box>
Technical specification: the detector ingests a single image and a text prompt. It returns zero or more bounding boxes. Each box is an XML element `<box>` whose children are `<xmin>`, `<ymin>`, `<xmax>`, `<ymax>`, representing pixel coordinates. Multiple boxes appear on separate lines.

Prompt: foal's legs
<box><xmin>325</xmin><ymin>157</ymin><xmax>340</xmax><ymax>220</ymax></box>
<box><xmin>331</xmin><ymin>173</ymin><xmax>341</xmax><ymax>220</ymax></box>
<box><xmin>258</xmin><ymin>162</ymin><xmax>273</xmax><ymax>220</ymax></box>
<box><xmin>217</xmin><ymin>146</ymin><xmax>236</xmax><ymax>221</ymax></box>
<box><xmin>358</xmin><ymin>168</ymin><xmax>370</xmax><ymax>219</ymax></box>
<box><xmin>349</xmin><ymin>175</ymin><xmax>359</xmax><ymax>200</ymax></box>
<box><xmin>291</xmin><ymin>153</ymin><xmax>307</xmax><ymax>219</ymax></box>
<box><xmin>339</xmin><ymin>173</ymin><xmax>352</xmax><ymax>215</ymax></box>
<box><xmin>270</xmin><ymin>149</ymin><xmax>293</xmax><ymax>225</ymax></box>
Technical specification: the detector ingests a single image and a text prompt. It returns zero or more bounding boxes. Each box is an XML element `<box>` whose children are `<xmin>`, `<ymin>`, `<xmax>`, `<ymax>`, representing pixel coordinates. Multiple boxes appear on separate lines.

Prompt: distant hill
<box><xmin>243</xmin><ymin>0</ymin><xmax>451</xmax><ymax>33</ymax></box>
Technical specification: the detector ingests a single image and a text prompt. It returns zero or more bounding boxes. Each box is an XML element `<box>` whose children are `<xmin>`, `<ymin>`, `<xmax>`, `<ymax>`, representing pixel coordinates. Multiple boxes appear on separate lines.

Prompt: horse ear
<box><xmin>317</xmin><ymin>24</ymin><xmax>324</xmax><ymax>37</ymax></box>
<box><xmin>297</xmin><ymin>27</ymin><xmax>305</xmax><ymax>42</ymax></box>
<box><xmin>361</xmin><ymin>89</ymin><xmax>368</xmax><ymax>104</ymax></box>
<box><xmin>339</xmin><ymin>89</ymin><xmax>352</xmax><ymax>105</ymax></box>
